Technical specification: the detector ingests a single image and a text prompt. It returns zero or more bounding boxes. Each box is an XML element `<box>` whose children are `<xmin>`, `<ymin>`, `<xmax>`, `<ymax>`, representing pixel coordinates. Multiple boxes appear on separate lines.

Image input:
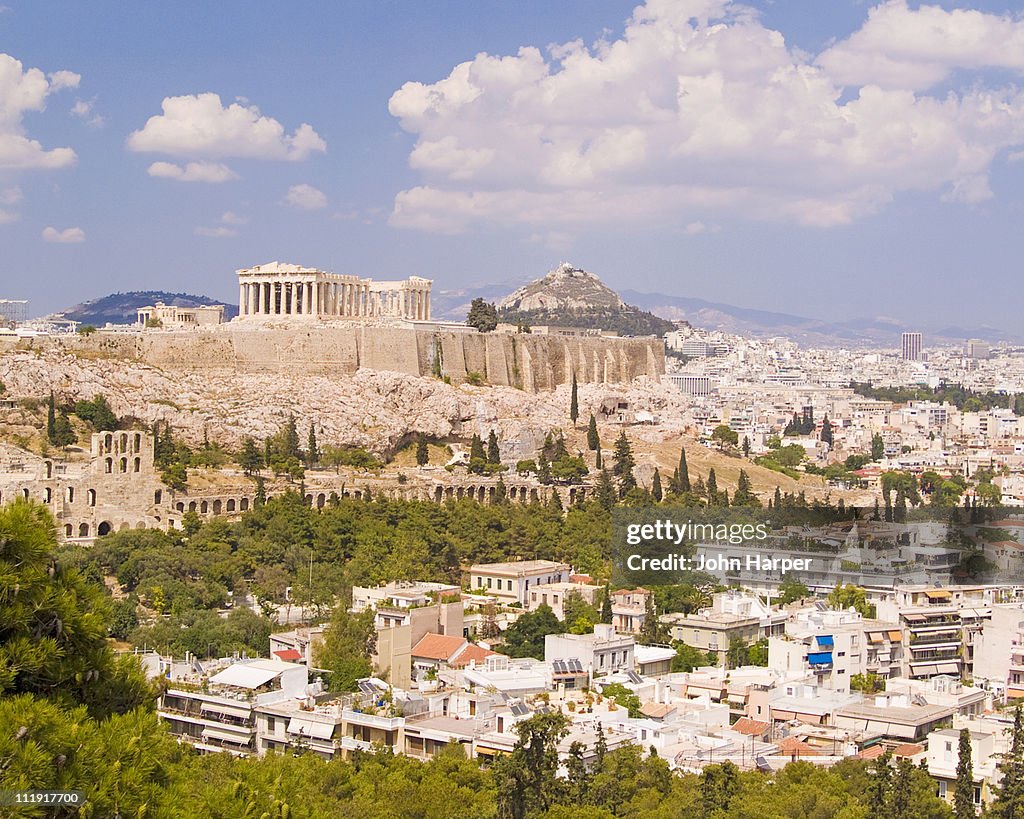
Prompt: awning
<box><xmin>911</xmin><ymin>663</ymin><xmax>938</xmax><ymax>676</ymax></box>
<box><xmin>210</xmin><ymin>664</ymin><xmax>282</xmax><ymax>689</ymax></box>
<box><xmin>807</xmin><ymin>652</ymin><xmax>833</xmax><ymax>665</ymax></box>
<box><xmin>936</xmin><ymin>662</ymin><xmax>961</xmax><ymax>675</ymax></box>
<box><xmin>273</xmin><ymin>649</ymin><xmax>302</xmax><ymax>662</ymax></box>
<box><xmin>904</xmin><ymin>614</ymin><xmax>926</xmax><ymax>623</ymax></box>
<box><xmin>202</xmin><ymin>727</ymin><xmax>252</xmax><ymax>745</ymax></box>
<box><xmin>287</xmin><ymin>717</ymin><xmax>335</xmax><ymax>740</ymax></box>
<box><xmin>925</xmin><ymin>590</ymin><xmax>952</xmax><ymax>600</ymax></box>
<box><xmin>200</xmin><ymin>702</ymin><xmax>251</xmax><ymax>720</ymax></box>
<box><xmin>888</xmin><ymin>631</ymin><xmax>903</xmax><ymax>642</ymax></box>
<box><xmin>815</xmin><ymin>635</ymin><xmax>834</xmax><ymax>648</ymax></box>
<box><xmin>772</xmin><ymin>709</ymin><xmax>796</xmax><ymax>721</ymax></box>
<box><xmin>868</xmin><ymin>632</ymin><xmax>884</xmax><ymax>644</ymax></box>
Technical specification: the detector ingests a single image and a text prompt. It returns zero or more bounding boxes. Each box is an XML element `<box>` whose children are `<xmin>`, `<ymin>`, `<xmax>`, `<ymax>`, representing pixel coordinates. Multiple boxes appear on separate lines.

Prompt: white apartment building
<box><xmin>468</xmin><ymin>560</ymin><xmax>571</xmax><ymax>606</ymax></box>
<box><xmin>545</xmin><ymin>624</ymin><xmax>635</xmax><ymax>679</ymax></box>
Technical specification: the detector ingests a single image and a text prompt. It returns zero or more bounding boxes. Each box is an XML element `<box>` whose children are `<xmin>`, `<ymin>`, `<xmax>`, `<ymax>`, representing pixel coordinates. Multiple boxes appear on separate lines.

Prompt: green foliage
<box><xmin>77</xmin><ymin>324</ymin><xmax>97</xmax><ymax>335</ymax></box>
<box><xmin>416</xmin><ymin>437</ymin><xmax>430</xmax><ymax>466</ymax></box>
<box><xmin>711</xmin><ymin>424</ymin><xmax>739</xmax><ymax>450</ymax></box>
<box><xmin>314</xmin><ymin>603</ymin><xmax>375</xmax><ymax>691</ymax></box>
<box><xmin>672</xmin><ymin>643</ymin><xmax>716</xmax><ymax>672</ymax></box>
<box><xmin>562</xmin><ymin>590</ymin><xmax>598</xmax><ymax>634</ymax></box>
<box><xmin>954</xmin><ymin>728</ymin><xmax>974</xmax><ymax>819</ymax></box>
<box><xmin>871</xmin><ymin>432</ymin><xmax>885</xmax><ymax>461</ymax></box>
<box><xmin>501</xmin><ymin>604</ymin><xmax>564</xmax><ymax>659</ymax></box>
<box><xmin>828</xmin><ymin>584</ymin><xmax>876</xmax><ymax>618</ymax></box>
<box><xmin>322</xmin><ymin>444</ymin><xmax>381</xmax><ymax>472</ymax></box>
<box><xmin>466</xmin><ymin>370</ymin><xmax>486</xmax><ymax>386</ymax></box>
<box><xmin>73</xmin><ymin>394</ymin><xmax>119</xmax><ymax>431</ymax></box>
<box><xmin>992</xmin><ymin>705</ymin><xmax>1024</xmax><ymax>817</ymax></box>
<box><xmin>612</xmin><ymin>430</ymin><xmax>636</xmax><ymax>496</ymax></box>
<box><xmin>498</xmin><ymin>303</ymin><xmax>674</xmax><ymax>337</ymax></box>
<box><xmin>602</xmin><ymin>683</ymin><xmax>642</xmax><ymax>718</ymax></box>
<box><xmin>777</xmin><ymin>575</ymin><xmax>810</xmax><ymax>604</ymax></box>
<box><xmin>0</xmin><ymin>501</ymin><xmax>155</xmax><ymax>720</ymax></box>
<box><xmin>569</xmin><ymin>373</ymin><xmax>579</xmax><ymax>424</ymax></box>
<box><xmin>587</xmin><ymin>414</ymin><xmax>600</xmax><ymax>450</ymax></box>
<box><xmin>850</xmin><ymin>672</ymin><xmax>884</xmax><ymax>694</ymax></box>
<box><xmin>466</xmin><ymin>298</ymin><xmax>499</xmax><ymax>332</ymax></box>
<box><xmin>239</xmin><ymin>436</ymin><xmax>264</xmax><ymax>476</ymax></box>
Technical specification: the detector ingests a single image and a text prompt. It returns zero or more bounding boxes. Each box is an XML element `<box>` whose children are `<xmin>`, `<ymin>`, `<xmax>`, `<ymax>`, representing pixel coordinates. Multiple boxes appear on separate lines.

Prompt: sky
<box><xmin>2</xmin><ymin>0</ymin><xmax>1024</xmax><ymax>330</ymax></box>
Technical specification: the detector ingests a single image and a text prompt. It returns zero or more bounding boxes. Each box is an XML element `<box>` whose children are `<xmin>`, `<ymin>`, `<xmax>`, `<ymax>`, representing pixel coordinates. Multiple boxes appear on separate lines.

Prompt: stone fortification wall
<box><xmin>0</xmin><ymin>326</ymin><xmax>663</xmax><ymax>389</ymax></box>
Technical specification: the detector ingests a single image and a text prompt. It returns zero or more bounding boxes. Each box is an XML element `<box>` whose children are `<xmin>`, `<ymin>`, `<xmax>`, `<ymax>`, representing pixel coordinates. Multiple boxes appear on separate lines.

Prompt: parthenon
<box><xmin>236</xmin><ymin>262</ymin><xmax>431</xmax><ymax>321</ymax></box>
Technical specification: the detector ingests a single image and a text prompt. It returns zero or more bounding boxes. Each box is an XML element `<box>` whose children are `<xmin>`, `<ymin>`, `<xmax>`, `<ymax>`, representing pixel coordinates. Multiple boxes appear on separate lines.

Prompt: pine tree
<box><xmin>254</xmin><ymin>475</ymin><xmax>267</xmax><ymax>506</ymax></box>
<box><xmin>487</xmin><ymin>429</ymin><xmax>501</xmax><ymax>465</ymax></box>
<box><xmin>587</xmin><ymin>414</ymin><xmax>599</xmax><ymax>450</ymax></box>
<box><xmin>494</xmin><ymin>476</ymin><xmax>507</xmax><ymax>504</ymax></box>
<box><xmin>239</xmin><ymin>437</ymin><xmax>263</xmax><ymax>476</ymax></box>
<box><xmin>640</xmin><ymin>592</ymin><xmax>666</xmax><ymax>644</ymax></box>
<box><xmin>652</xmin><ymin>468</ymin><xmax>663</xmax><ymax>502</ymax></box>
<box><xmin>537</xmin><ymin>453</ymin><xmax>552</xmax><ymax>485</ymax></box>
<box><xmin>733</xmin><ymin>469</ymin><xmax>757</xmax><ymax>506</ymax></box>
<box><xmin>678</xmin><ymin>447</ymin><xmax>691</xmax><ymax>493</ymax></box>
<box><xmin>548</xmin><ymin>489</ymin><xmax>563</xmax><ymax>513</ymax></box>
<box><xmin>569</xmin><ymin>373</ymin><xmax>579</xmax><ymax>425</ymax></box>
<box><xmin>416</xmin><ymin>437</ymin><xmax>429</xmax><ymax>466</ymax></box>
<box><xmin>954</xmin><ymin>728</ymin><xmax>975</xmax><ymax>819</ymax></box>
<box><xmin>892</xmin><ymin>758</ymin><xmax>912</xmax><ymax>817</ymax></box>
<box><xmin>868</xmin><ymin>751</ymin><xmax>892</xmax><ymax>819</ymax></box>
<box><xmin>51</xmin><ymin>411</ymin><xmax>77</xmax><ymax>449</ymax></box>
<box><xmin>306</xmin><ymin>423</ymin><xmax>320</xmax><ymax>466</ymax></box>
<box><xmin>612</xmin><ymin>430</ymin><xmax>636</xmax><ymax>496</ymax></box>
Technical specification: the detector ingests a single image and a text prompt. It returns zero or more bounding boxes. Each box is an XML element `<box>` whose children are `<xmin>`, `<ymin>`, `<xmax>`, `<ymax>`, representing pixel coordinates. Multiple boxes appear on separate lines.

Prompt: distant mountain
<box><xmin>619</xmin><ymin>290</ymin><xmax>1020</xmax><ymax>347</ymax></box>
<box><xmin>56</xmin><ymin>291</ymin><xmax>237</xmax><ymax>326</ymax></box>
<box><xmin>496</xmin><ymin>263</ymin><xmax>674</xmax><ymax>337</ymax></box>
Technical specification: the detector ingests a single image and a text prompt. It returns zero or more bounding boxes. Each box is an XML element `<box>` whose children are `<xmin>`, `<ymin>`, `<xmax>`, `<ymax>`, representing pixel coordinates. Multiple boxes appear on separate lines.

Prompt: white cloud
<box><xmin>42</xmin><ymin>225</ymin><xmax>85</xmax><ymax>243</ymax></box>
<box><xmin>220</xmin><ymin>210</ymin><xmax>247</xmax><ymax>225</ymax></box>
<box><xmin>818</xmin><ymin>1</ymin><xmax>1024</xmax><ymax>91</ymax></box>
<box><xmin>194</xmin><ymin>225</ymin><xmax>236</xmax><ymax>238</ymax></box>
<box><xmin>70</xmin><ymin>98</ymin><xmax>104</xmax><ymax>127</ymax></box>
<box><xmin>283</xmin><ymin>183</ymin><xmax>327</xmax><ymax>210</ymax></box>
<box><xmin>387</xmin><ymin>0</ymin><xmax>1024</xmax><ymax>232</ymax></box>
<box><xmin>0</xmin><ymin>54</ymin><xmax>78</xmax><ymax>170</ymax></box>
<box><xmin>147</xmin><ymin>160</ymin><xmax>238</xmax><ymax>183</ymax></box>
<box><xmin>0</xmin><ymin>186</ymin><xmax>22</xmax><ymax>206</ymax></box>
<box><xmin>127</xmin><ymin>93</ymin><xmax>326</xmax><ymax>160</ymax></box>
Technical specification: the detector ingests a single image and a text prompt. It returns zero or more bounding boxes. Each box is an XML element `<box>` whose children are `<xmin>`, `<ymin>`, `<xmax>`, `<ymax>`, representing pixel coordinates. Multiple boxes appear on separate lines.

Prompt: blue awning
<box><xmin>807</xmin><ymin>652</ymin><xmax>833</xmax><ymax>665</ymax></box>
<box><xmin>815</xmin><ymin>635</ymin><xmax>834</xmax><ymax>648</ymax></box>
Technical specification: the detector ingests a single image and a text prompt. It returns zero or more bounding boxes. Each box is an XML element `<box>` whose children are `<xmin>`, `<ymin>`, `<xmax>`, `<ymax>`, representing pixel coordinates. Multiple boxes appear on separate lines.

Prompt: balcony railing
<box><xmin>342</xmin><ymin>709</ymin><xmax>404</xmax><ymax>731</ymax></box>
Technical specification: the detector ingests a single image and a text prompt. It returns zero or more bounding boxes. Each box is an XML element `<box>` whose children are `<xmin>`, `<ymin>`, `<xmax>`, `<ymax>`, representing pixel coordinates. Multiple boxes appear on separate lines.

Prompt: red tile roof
<box><xmin>411</xmin><ymin>633</ymin><xmax>467</xmax><ymax>662</ymax></box>
<box><xmin>273</xmin><ymin>649</ymin><xmax>302</xmax><ymax>662</ymax></box>
<box><xmin>776</xmin><ymin>737</ymin><xmax>824</xmax><ymax>757</ymax></box>
<box><xmin>450</xmin><ymin>644</ymin><xmax>499</xmax><ymax>668</ymax></box>
<box><xmin>732</xmin><ymin>717</ymin><xmax>771</xmax><ymax>737</ymax></box>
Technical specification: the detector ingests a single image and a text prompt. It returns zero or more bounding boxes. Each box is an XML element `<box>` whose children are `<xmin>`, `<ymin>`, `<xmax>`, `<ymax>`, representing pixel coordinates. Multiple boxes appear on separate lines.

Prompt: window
<box><xmin>938</xmin><ymin>781</ymin><xmax>947</xmax><ymax>798</ymax></box>
<box><xmin>509</xmin><ymin>580</ymin><xmax>514</xmax><ymax>591</ymax></box>
<box><xmin>267</xmin><ymin>716</ymin><xmax>276</xmax><ymax>732</ymax></box>
<box><xmin>837</xmin><ymin>651</ymin><xmax>846</xmax><ymax>657</ymax></box>
<box><xmin>487</xmin><ymin>578</ymin><xmax>492</xmax><ymax>589</ymax></box>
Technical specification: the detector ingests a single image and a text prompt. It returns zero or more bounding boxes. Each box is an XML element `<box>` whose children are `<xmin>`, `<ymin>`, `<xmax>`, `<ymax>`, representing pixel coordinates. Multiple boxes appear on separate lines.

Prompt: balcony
<box><xmin>342</xmin><ymin>709</ymin><xmax>404</xmax><ymax>731</ymax></box>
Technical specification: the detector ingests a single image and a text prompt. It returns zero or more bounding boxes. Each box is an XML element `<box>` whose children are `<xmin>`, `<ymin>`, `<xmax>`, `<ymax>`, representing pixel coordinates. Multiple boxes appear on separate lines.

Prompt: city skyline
<box><xmin>2</xmin><ymin>1</ymin><xmax>1024</xmax><ymax>329</ymax></box>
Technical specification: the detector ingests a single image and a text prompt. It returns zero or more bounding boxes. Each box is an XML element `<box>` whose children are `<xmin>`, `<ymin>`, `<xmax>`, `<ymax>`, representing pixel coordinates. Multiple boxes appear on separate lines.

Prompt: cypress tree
<box><xmin>595</xmin><ymin>448</ymin><xmax>602</xmax><ymax>470</ymax></box>
<box><xmin>569</xmin><ymin>373</ymin><xmax>579</xmax><ymax>425</ymax></box>
<box><xmin>306</xmin><ymin>422</ymin><xmax>320</xmax><ymax>466</ymax></box>
<box><xmin>586</xmin><ymin>414</ymin><xmax>599</xmax><ymax>450</ymax></box>
<box><xmin>46</xmin><ymin>392</ymin><xmax>57</xmax><ymax>443</ymax></box>
<box><xmin>992</xmin><ymin>705</ymin><xmax>1024</xmax><ymax>817</ymax></box>
<box><xmin>600</xmin><ymin>584</ymin><xmax>613</xmax><ymax>624</ymax></box>
<box><xmin>706</xmin><ymin>469</ymin><xmax>718</xmax><ymax>505</ymax></box>
<box><xmin>486</xmin><ymin>429</ymin><xmax>501</xmax><ymax>465</ymax></box>
<box><xmin>470</xmin><ymin>434</ymin><xmax>485</xmax><ymax>461</ymax></box>
<box><xmin>416</xmin><ymin>437</ymin><xmax>429</xmax><ymax>466</ymax></box>
<box><xmin>652</xmin><ymin>468</ymin><xmax>663</xmax><ymax>502</ymax></box>
<box><xmin>678</xmin><ymin>447</ymin><xmax>691</xmax><ymax>493</ymax></box>
<box><xmin>548</xmin><ymin>489</ymin><xmax>563</xmax><ymax>513</ymax></box>
<box><xmin>954</xmin><ymin>728</ymin><xmax>974</xmax><ymax>819</ymax></box>
<box><xmin>596</xmin><ymin>469</ymin><xmax>615</xmax><ymax>511</ymax></box>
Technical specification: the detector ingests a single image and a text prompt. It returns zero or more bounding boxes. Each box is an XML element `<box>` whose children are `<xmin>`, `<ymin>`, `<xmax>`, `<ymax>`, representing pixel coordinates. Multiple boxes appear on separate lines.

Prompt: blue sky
<box><xmin>2</xmin><ymin>1</ymin><xmax>1024</xmax><ymax>331</ymax></box>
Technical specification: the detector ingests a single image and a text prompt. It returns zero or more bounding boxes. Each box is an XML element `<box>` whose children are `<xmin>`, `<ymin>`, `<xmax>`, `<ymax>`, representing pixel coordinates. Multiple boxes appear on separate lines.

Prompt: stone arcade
<box><xmin>236</xmin><ymin>262</ymin><xmax>431</xmax><ymax>322</ymax></box>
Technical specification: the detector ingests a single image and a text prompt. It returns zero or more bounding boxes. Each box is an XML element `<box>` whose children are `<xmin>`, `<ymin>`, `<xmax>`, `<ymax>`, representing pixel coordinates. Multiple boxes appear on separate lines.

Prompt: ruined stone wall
<box><xmin>1</xmin><ymin>325</ymin><xmax>663</xmax><ymax>390</ymax></box>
